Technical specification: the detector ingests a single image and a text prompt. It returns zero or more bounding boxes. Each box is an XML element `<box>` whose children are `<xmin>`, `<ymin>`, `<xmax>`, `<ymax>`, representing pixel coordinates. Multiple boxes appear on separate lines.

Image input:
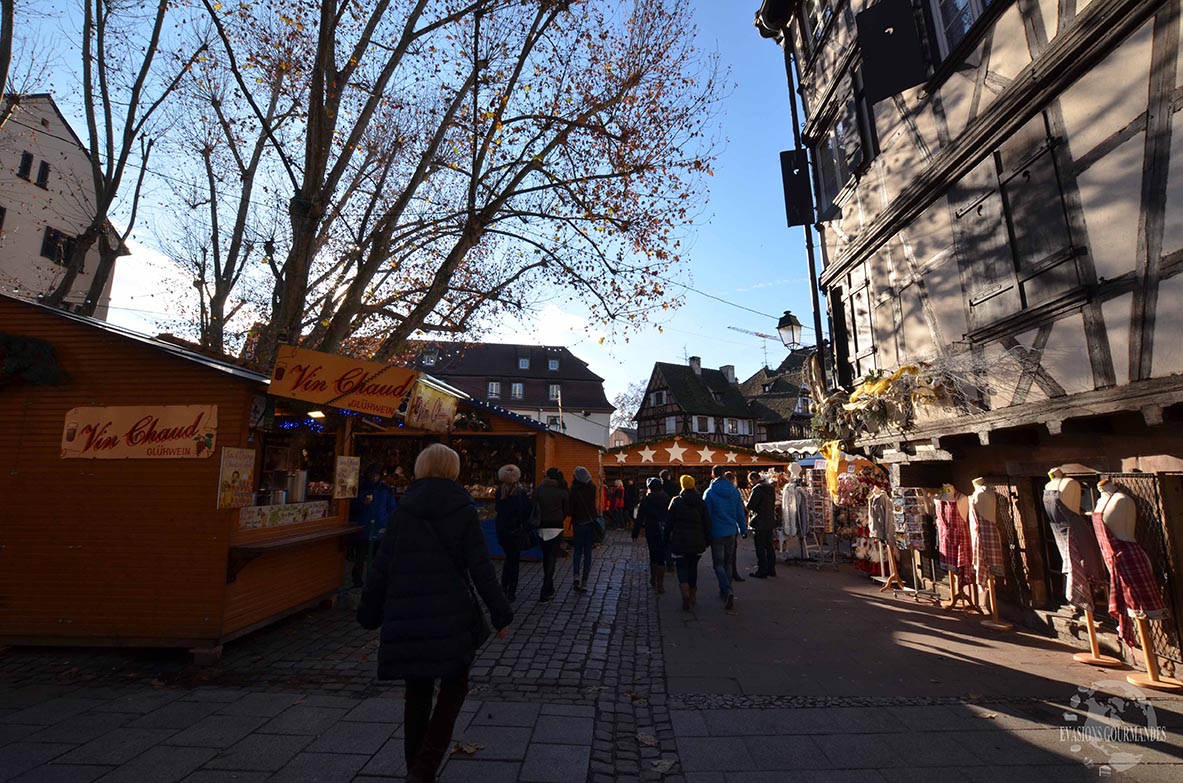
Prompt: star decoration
<box><xmin>614</xmin><ymin>452</ymin><xmax>628</xmax><ymax>464</ymax></box>
<box><xmin>665</xmin><ymin>441</ymin><xmax>687</xmax><ymax>462</ymax></box>
<box><xmin>638</xmin><ymin>446</ymin><xmax>657</xmax><ymax>463</ymax></box>
<box><xmin>696</xmin><ymin>446</ymin><xmax>716</xmax><ymax>463</ymax></box>
<box><xmin>724</xmin><ymin>451</ymin><xmax>738</xmax><ymax>463</ymax></box>
<box><xmin>751</xmin><ymin>455</ymin><xmax>761</xmax><ymax>463</ymax></box>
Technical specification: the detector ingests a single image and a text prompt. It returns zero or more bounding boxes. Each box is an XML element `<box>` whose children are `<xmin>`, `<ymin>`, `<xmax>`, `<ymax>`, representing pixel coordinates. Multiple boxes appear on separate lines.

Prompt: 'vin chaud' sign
<box><xmin>268</xmin><ymin>346</ymin><xmax>419</xmax><ymax>418</ymax></box>
<box><xmin>61</xmin><ymin>405</ymin><xmax>218</xmax><ymax>459</ymax></box>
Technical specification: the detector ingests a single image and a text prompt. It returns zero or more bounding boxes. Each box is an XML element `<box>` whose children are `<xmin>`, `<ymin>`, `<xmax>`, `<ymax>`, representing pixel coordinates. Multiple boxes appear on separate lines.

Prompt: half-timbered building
<box><xmin>756</xmin><ymin>0</ymin><xmax>1183</xmax><ymax>660</ymax></box>
<box><xmin>635</xmin><ymin>358</ymin><xmax>757</xmax><ymax>449</ymax></box>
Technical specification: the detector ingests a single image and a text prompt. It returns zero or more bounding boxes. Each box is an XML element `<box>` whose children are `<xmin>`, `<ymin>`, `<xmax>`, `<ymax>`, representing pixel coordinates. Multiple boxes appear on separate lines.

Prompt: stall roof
<box><xmin>605</xmin><ymin>435</ymin><xmax>794</xmax><ymax>468</ymax></box>
<box><xmin>463</xmin><ymin>398</ymin><xmax>550</xmax><ymax>432</ymax></box>
<box><xmin>755</xmin><ymin>439</ymin><xmax>819</xmax><ymax>455</ymax></box>
<box><xmin>1</xmin><ymin>294</ymin><xmax>271</xmax><ymax>385</ymax></box>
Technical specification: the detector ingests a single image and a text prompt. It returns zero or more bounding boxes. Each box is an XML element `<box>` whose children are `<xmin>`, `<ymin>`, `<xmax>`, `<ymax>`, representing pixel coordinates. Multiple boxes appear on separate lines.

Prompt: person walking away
<box><xmin>660</xmin><ymin>469</ymin><xmax>679</xmax><ymax>572</ymax></box>
<box><xmin>570</xmin><ymin>466</ymin><xmax>598</xmax><ymax>591</ymax></box>
<box><xmin>624</xmin><ymin>478</ymin><xmax>640</xmax><ymax>527</ymax></box>
<box><xmin>533</xmin><ymin>467</ymin><xmax>570</xmax><ymax>602</ymax></box>
<box><xmin>703</xmin><ymin>466</ymin><xmax>747</xmax><ymax>610</ymax></box>
<box><xmin>495</xmin><ymin>464</ymin><xmax>532</xmax><ymax>601</ymax></box>
<box><xmin>349</xmin><ymin>464</ymin><xmax>397</xmax><ymax>587</ymax></box>
<box><xmin>357</xmin><ymin>444</ymin><xmax>513</xmax><ymax>783</ymax></box>
<box><xmin>607</xmin><ymin>479</ymin><xmax>625</xmax><ymax>528</ymax></box>
<box><xmin>633</xmin><ymin>477</ymin><xmax>670</xmax><ymax>593</ymax></box>
<box><xmin>666</xmin><ymin>475</ymin><xmax>711</xmax><ymax>610</ymax></box>
<box><xmin>724</xmin><ymin>471</ymin><xmax>746</xmax><ymax>582</ymax></box>
<box><xmin>746</xmin><ymin>472</ymin><xmax>778</xmax><ymax>578</ymax></box>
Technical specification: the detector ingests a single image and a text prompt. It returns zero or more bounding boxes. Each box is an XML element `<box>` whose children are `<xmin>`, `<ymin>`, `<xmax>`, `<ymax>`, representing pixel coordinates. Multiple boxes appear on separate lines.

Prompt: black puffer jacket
<box><xmin>570</xmin><ymin>479</ymin><xmax>598</xmax><ymax>525</ymax></box>
<box><xmin>533</xmin><ymin>478</ymin><xmax>570</xmax><ymax>530</ymax></box>
<box><xmin>666</xmin><ymin>489</ymin><xmax>711</xmax><ymax>556</ymax></box>
<box><xmin>746</xmin><ymin>481</ymin><xmax>778</xmax><ymax>531</ymax></box>
<box><xmin>358</xmin><ymin>477</ymin><xmax>513</xmax><ymax>681</ymax></box>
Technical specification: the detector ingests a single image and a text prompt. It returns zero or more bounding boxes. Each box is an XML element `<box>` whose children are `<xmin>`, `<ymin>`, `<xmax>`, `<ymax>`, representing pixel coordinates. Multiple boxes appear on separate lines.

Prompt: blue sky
<box><xmin>34</xmin><ymin>1</ymin><xmax>818</xmax><ymax>403</ymax></box>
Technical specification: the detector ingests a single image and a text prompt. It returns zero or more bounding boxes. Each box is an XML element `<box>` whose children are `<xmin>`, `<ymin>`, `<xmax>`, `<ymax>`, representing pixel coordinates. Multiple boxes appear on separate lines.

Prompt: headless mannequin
<box><xmin>970</xmin><ymin>478</ymin><xmax>1011</xmax><ymax>630</ymax></box>
<box><xmin>937</xmin><ymin>484</ymin><xmax>980</xmax><ymax>612</ymax></box>
<box><xmin>869</xmin><ymin>487</ymin><xmax>902</xmax><ymax>592</ymax></box>
<box><xmin>1096</xmin><ymin>479</ymin><xmax>1181</xmax><ymax>690</ymax></box>
<box><xmin>1044</xmin><ymin>468</ymin><xmax>1120</xmax><ymax>667</ymax></box>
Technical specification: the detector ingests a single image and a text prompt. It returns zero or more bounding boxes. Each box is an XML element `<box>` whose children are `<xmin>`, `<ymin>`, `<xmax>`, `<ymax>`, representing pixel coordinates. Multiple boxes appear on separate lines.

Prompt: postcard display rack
<box><xmin>802</xmin><ymin>462</ymin><xmax>837</xmax><ymax>568</ymax></box>
<box><xmin>890</xmin><ymin>487</ymin><xmax>941</xmax><ymax>603</ymax></box>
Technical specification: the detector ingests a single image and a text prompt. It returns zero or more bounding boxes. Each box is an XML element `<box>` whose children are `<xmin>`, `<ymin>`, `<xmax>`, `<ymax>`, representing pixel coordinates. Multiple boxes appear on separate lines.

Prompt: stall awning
<box><xmin>606</xmin><ymin>436</ymin><xmax>795</xmax><ymax>468</ymax></box>
<box><xmin>755</xmin><ymin>439</ymin><xmax>819</xmax><ymax>456</ymax></box>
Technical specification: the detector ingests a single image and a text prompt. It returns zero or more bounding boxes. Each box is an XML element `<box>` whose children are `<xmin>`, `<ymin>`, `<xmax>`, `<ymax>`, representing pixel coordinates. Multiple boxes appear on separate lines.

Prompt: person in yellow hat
<box><xmin>664</xmin><ymin>475</ymin><xmax>712</xmax><ymax>611</ymax></box>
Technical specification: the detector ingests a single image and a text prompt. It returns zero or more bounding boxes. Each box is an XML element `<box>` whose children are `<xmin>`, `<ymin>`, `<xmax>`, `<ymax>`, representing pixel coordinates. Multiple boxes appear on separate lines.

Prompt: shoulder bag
<box><xmin>422</xmin><ymin>516</ymin><xmax>492</xmax><ymax>648</ymax></box>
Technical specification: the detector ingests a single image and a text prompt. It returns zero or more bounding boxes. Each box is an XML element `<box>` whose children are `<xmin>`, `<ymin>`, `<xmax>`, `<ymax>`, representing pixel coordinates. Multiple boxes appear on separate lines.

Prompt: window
<box><xmin>0</xmin><ymin>205</ymin><xmax>6</xmax><ymax>232</ymax></box>
<box><xmin>799</xmin><ymin>0</ymin><xmax>834</xmax><ymax>57</ymax></box>
<box><xmin>422</xmin><ymin>351</ymin><xmax>437</xmax><ymax>367</ymax></box>
<box><xmin>649</xmin><ymin>389</ymin><xmax>667</xmax><ymax>406</ymax></box>
<box><xmin>17</xmin><ymin>151</ymin><xmax>32</xmax><ymax>180</ymax></box>
<box><xmin>546</xmin><ymin>415</ymin><xmax>561</xmax><ymax>428</ymax></box>
<box><xmin>927</xmin><ymin>0</ymin><xmax>993</xmax><ymax>59</ymax></box>
<box><xmin>518</xmin><ymin>357</ymin><xmax>530</xmax><ymax>370</ymax></box>
<box><xmin>956</xmin><ymin>113</ymin><xmax>1081</xmax><ymax>331</ymax></box>
<box><xmin>727</xmin><ymin>418</ymin><xmax>738</xmax><ymax>434</ymax></box>
<box><xmin>35</xmin><ymin>161</ymin><xmax>49</xmax><ymax>188</ymax></box>
<box><xmin>511</xmin><ymin>382</ymin><xmax>524</xmax><ymax>399</ymax></box>
<box><xmin>665</xmin><ymin>416</ymin><xmax>677</xmax><ymax>435</ymax></box>
<box><xmin>41</xmin><ymin>227</ymin><xmax>79</xmax><ymax>269</ymax></box>
<box><xmin>487</xmin><ymin>381</ymin><xmax>501</xmax><ymax>399</ymax></box>
<box><xmin>813</xmin><ymin>71</ymin><xmax>878</xmax><ymax>216</ymax></box>
<box><xmin>548</xmin><ymin>383</ymin><xmax>560</xmax><ymax>401</ymax></box>
<box><xmin>762</xmin><ymin>383</ymin><xmax>772</xmax><ymax>393</ymax></box>
<box><xmin>548</xmin><ymin>359</ymin><xmax>559</xmax><ymax>371</ymax></box>
<box><xmin>696</xmin><ymin>416</ymin><xmax>709</xmax><ymax>433</ymax></box>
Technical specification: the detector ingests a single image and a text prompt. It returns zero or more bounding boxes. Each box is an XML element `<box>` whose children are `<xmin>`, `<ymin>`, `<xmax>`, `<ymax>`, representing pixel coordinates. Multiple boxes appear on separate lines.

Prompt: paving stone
<box><xmin>0</xmin><ymin>725</ymin><xmax>47</xmax><ymax>747</ymax></box>
<box><xmin>676</xmin><ymin>737</ymin><xmax>756</xmax><ymax>773</ymax></box>
<box><xmin>669</xmin><ymin>710</ymin><xmax>708</xmax><ymax>738</ymax></box>
<box><xmin>340</xmin><ymin>698</ymin><xmax>400</xmax><ymax>724</ymax></box>
<box><xmin>214</xmin><ymin>694</ymin><xmax>301</xmax><ymax>719</ymax></box>
<box><xmin>0</xmin><ymin>744</ymin><xmax>76</xmax><ymax>782</ymax></box>
<box><xmin>90</xmin><ymin>691</ymin><xmax>184</xmax><ymax>715</ymax></box>
<box><xmin>518</xmin><ymin>743</ymin><xmax>591</xmax><ymax>783</ymax></box>
<box><xmin>203</xmin><ymin>734</ymin><xmax>313</xmax><ymax>772</ymax></box>
<box><xmin>28</xmin><ymin>713</ymin><xmax>132</xmax><ymax>745</ymax></box>
<box><xmin>56</xmin><ymin>728</ymin><xmax>176</xmax><ymax>766</ymax></box>
<box><xmin>92</xmin><ymin>745</ymin><xmax>217</xmax><ymax>783</ymax></box>
<box><xmin>2</xmin><ymin>699</ymin><xmax>108</xmax><ymax>727</ymax></box>
<box><xmin>127</xmin><ymin>701</ymin><xmax>224</xmax><ymax>730</ymax></box>
<box><xmin>452</xmin><ymin>726</ymin><xmax>532</xmax><ymax>761</ymax></box>
<box><xmin>267</xmin><ymin>752</ymin><xmax>368</xmax><ymax>783</ymax></box>
<box><xmin>0</xmin><ymin>688</ymin><xmax>76</xmax><ymax>711</ymax></box>
<box><xmin>540</xmin><ymin>704</ymin><xmax>595</xmax><ymax>718</ymax></box>
<box><xmin>303</xmin><ymin>720</ymin><xmax>394</xmax><ymax>755</ymax></box>
<box><xmin>257</xmin><ymin>706</ymin><xmax>348</xmax><ymax>736</ymax></box>
<box><xmin>742</xmin><ymin>735</ymin><xmax>829</xmax><ymax>770</ymax></box>
<box><xmin>813</xmin><ymin>733</ymin><xmax>901</xmax><ymax>769</ymax></box>
<box><xmin>530</xmin><ymin>715</ymin><xmax>593</xmax><ymax>745</ymax></box>
<box><xmin>8</xmin><ymin>765</ymin><xmax>113</xmax><ymax>783</ymax></box>
<box><xmin>439</xmin><ymin>759</ymin><xmax>522</xmax><ymax>783</ymax></box>
<box><xmin>469</xmin><ymin>702</ymin><xmax>541</xmax><ymax>728</ymax></box>
<box><xmin>358</xmin><ymin>738</ymin><xmax>406</xmax><ymax>778</ymax></box>
<box><xmin>164</xmin><ymin>716</ymin><xmax>268</xmax><ymax>749</ymax></box>
<box><xmin>179</xmin><ymin>690</ymin><xmax>248</xmax><ymax>705</ymax></box>
<box><xmin>179</xmin><ymin>773</ymin><xmax>270</xmax><ymax>783</ymax></box>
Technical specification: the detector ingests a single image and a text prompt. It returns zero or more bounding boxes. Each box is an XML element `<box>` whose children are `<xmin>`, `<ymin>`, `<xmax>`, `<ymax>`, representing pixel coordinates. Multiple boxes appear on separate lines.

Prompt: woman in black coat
<box><xmin>495</xmin><ymin>464</ymin><xmax>532</xmax><ymax>601</ymax></box>
<box><xmin>665</xmin><ymin>475</ymin><xmax>712</xmax><ymax>611</ymax></box>
<box><xmin>358</xmin><ymin>444</ymin><xmax>513</xmax><ymax>783</ymax></box>
<box><xmin>633</xmin><ymin>477</ymin><xmax>670</xmax><ymax>594</ymax></box>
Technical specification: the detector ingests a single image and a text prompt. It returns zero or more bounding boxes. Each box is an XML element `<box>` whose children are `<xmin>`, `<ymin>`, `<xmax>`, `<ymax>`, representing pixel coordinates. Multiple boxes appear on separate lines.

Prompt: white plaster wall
<box><xmin>1161</xmin><ymin>108</ymin><xmax>1183</xmax><ymax>256</ymax></box>
<box><xmin>508</xmin><ymin>407</ymin><xmax>610</xmax><ymax>448</ymax></box>
<box><xmin>988</xmin><ymin>6</ymin><xmax>1035</xmax><ymax>84</ymax></box>
<box><xmin>1102</xmin><ymin>292</ymin><xmax>1133</xmax><ymax>387</ymax></box>
<box><xmin>1152</xmin><ymin>276</ymin><xmax>1183</xmax><ymax>377</ymax></box>
<box><xmin>1077</xmin><ymin>132</ymin><xmax>1146</xmax><ymax>282</ymax></box>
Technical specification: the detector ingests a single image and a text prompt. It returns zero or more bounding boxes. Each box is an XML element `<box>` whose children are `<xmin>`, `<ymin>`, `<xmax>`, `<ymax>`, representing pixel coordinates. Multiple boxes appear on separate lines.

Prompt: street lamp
<box><xmin>777</xmin><ymin>310</ymin><xmax>803</xmax><ymax>348</ymax></box>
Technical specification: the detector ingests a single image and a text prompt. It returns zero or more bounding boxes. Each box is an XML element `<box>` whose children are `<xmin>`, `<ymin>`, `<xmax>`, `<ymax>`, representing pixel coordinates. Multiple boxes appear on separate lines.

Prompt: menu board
<box><xmin>334</xmin><ymin>456</ymin><xmax>360</xmax><ymax>499</ymax></box>
<box><xmin>238</xmin><ymin>500</ymin><xmax>333</xmax><ymax>531</ymax></box>
<box><xmin>218</xmin><ymin>447</ymin><xmax>257</xmax><ymax>509</ymax></box>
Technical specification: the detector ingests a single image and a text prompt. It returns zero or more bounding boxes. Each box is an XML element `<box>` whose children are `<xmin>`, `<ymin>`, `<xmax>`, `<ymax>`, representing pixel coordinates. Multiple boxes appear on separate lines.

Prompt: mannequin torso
<box><xmin>1044</xmin><ymin>475</ymin><xmax>1082</xmax><ymax>514</ymax></box>
<box><xmin>1099</xmin><ymin>490</ymin><xmax>1137</xmax><ymax>542</ymax></box>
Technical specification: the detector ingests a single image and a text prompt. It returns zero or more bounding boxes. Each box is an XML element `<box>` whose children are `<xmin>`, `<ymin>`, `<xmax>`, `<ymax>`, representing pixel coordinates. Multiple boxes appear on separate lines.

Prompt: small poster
<box><xmin>218</xmin><ymin>447</ymin><xmax>256</xmax><ymax>509</ymax></box>
<box><xmin>334</xmin><ymin>456</ymin><xmax>360</xmax><ymax>499</ymax></box>
<box><xmin>61</xmin><ymin>405</ymin><xmax>217</xmax><ymax>459</ymax></box>
<box><xmin>249</xmin><ymin>395</ymin><xmax>274</xmax><ymax>431</ymax></box>
<box><xmin>405</xmin><ymin>381</ymin><xmax>459</xmax><ymax>432</ymax></box>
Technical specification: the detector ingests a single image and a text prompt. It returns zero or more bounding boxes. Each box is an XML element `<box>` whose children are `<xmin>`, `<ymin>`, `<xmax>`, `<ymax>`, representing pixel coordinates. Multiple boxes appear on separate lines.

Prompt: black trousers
<box><xmin>754</xmin><ymin>529</ymin><xmax>776</xmax><ymax>575</ymax></box>
<box><xmin>501</xmin><ymin>546</ymin><xmax>521</xmax><ymax>597</ymax></box>
<box><xmin>675</xmin><ymin>554</ymin><xmax>700</xmax><ymax>588</ymax></box>
<box><xmin>540</xmin><ymin>535</ymin><xmax>561</xmax><ymax>598</ymax></box>
<box><xmin>404</xmin><ymin>672</ymin><xmax>469</xmax><ymax>781</ymax></box>
<box><xmin>730</xmin><ymin>537</ymin><xmax>740</xmax><ymax>578</ymax></box>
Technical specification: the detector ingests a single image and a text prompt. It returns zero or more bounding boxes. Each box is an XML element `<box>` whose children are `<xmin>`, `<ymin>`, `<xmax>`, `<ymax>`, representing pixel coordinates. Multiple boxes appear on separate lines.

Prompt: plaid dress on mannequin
<box><xmin>969</xmin><ymin>498</ymin><xmax>1006</xmax><ymax>590</ymax></box>
<box><xmin>934</xmin><ymin>496</ymin><xmax>973</xmax><ymax>580</ymax></box>
<box><xmin>1090</xmin><ymin>494</ymin><xmax>1167</xmax><ymax>645</ymax></box>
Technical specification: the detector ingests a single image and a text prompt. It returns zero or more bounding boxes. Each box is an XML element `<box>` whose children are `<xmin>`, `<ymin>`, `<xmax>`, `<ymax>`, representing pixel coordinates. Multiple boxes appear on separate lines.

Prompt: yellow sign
<box><xmin>218</xmin><ymin>447</ymin><xmax>256</xmax><ymax>509</ymax></box>
<box><xmin>269</xmin><ymin>346</ymin><xmax>418</xmax><ymax>418</ymax></box>
<box><xmin>405</xmin><ymin>381</ymin><xmax>459</xmax><ymax>432</ymax></box>
<box><xmin>61</xmin><ymin>405</ymin><xmax>218</xmax><ymax>459</ymax></box>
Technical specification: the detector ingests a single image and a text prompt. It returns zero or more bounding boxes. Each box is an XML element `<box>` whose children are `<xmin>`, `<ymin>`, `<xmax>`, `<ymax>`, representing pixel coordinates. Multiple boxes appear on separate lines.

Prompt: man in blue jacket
<box><xmin>703</xmin><ymin>466</ymin><xmax>748</xmax><ymax>610</ymax></box>
<box><xmin>350</xmin><ymin>463</ymin><xmax>398</xmax><ymax>587</ymax></box>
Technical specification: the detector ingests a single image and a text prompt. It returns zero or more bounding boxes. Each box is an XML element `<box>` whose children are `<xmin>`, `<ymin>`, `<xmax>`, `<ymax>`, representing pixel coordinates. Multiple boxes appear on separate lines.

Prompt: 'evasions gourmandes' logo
<box><xmin>1061</xmin><ymin>680</ymin><xmax>1167</xmax><ymax>773</ymax></box>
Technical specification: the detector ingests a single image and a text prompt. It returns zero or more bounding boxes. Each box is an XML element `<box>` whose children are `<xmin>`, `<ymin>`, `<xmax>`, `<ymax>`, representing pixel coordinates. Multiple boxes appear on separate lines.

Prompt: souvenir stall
<box><xmin>0</xmin><ymin>296</ymin><xmax>356</xmax><ymax>659</ymax></box>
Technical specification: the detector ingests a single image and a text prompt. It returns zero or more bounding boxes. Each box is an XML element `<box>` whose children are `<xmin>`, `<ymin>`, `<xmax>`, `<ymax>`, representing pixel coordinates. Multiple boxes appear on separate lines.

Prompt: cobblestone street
<box><xmin>2</xmin><ymin>531</ymin><xmax>1182</xmax><ymax>782</ymax></box>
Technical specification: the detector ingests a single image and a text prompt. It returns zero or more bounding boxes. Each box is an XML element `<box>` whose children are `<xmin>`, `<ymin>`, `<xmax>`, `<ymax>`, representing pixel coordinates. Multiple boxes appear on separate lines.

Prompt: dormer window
<box><xmin>548</xmin><ymin>359</ymin><xmax>559</xmax><ymax>371</ymax></box>
<box><xmin>17</xmin><ymin>151</ymin><xmax>32</xmax><ymax>180</ymax></box>
<box><xmin>422</xmin><ymin>351</ymin><xmax>437</xmax><ymax>367</ymax></box>
<box><xmin>518</xmin><ymin>357</ymin><xmax>530</xmax><ymax>370</ymax></box>
<box><xmin>35</xmin><ymin>161</ymin><xmax>50</xmax><ymax>188</ymax></box>
<box><xmin>762</xmin><ymin>383</ymin><xmax>772</xmax><ymax>393</ymax></box>
<box><xmin>711</xmin><ymin>390</ymin><xmax>722</xmax><ymax>402</ymax></box>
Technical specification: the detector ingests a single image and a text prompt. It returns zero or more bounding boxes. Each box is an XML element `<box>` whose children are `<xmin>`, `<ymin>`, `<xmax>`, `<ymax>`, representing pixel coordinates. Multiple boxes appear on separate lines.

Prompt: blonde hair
<box><xmin>414</xmin><ymin>443</ymin><xmax>461</xmax><ymax>480</ymax></box>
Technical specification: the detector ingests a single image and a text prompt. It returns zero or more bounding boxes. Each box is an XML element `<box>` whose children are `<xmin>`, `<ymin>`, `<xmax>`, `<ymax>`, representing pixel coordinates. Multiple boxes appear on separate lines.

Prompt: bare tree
<box><xmin>0</xmin><ymin>0</ymin><xmax>14</xmax><ymax>128</ymax></box>
<box><xmin>195</xmin><ymin>0</ymin><xmax>720</xmax><ymax>365</ymax></box>
<box><xmin>42</xmin><ymin>0</ymin><xmax>206</xmax><ymax>317</ymax></box>
<box><xmin>611</xmin><ymin>379</ymin><xmax>647</xmax><ymax>430</ymax></box>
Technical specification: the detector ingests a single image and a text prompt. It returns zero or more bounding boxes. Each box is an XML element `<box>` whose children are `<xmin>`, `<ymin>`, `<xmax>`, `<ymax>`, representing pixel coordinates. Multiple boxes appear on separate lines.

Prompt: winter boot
<box><xmin>680</xmin><ymin>584</ymin><xmax>692</xmax><ymax>611</ymax></box>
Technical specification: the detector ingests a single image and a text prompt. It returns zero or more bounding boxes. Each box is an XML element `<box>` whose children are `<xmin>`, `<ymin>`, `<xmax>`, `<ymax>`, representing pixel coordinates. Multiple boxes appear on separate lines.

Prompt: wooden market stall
<box><xmin>0</xmin><ymin>295</ymin><xmax>356</xmax><ymax>658</ymax></box>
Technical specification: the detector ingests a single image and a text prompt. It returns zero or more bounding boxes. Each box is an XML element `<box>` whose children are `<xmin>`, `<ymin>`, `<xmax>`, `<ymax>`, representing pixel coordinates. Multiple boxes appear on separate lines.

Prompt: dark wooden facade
<box><xmin>635</xmin><ymin>362</ymin><xmax>757</xmax><ymax>449</ymax></box>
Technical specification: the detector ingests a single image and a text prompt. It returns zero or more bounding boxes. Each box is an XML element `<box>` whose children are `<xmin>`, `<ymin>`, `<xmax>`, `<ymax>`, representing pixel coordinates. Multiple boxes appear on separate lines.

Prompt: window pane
<box><xmin>935</xmin><ymin>0</ymin><xmax>979</xmax><ymax>53</ymax></box>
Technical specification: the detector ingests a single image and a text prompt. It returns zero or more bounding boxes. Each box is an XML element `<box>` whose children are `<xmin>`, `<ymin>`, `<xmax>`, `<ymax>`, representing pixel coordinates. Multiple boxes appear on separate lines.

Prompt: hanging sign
<box><xmin>269</xmin><ymin>346</ymin><xmax>418</xmax><ymax>418</ymax></box>
<box><xmin>405</xmin><ymin>381</ymin><xmax>459</xmax><ymax>433</ymax></box>
<box><xmin>61</xmin><ymin>405</ymin><xmax>218</xmax><ymax>459</ymax></box>
<box><xmin>218</xmin><ymin>447</ymin><xmax>257</xmax><ymax>509</ymax></box>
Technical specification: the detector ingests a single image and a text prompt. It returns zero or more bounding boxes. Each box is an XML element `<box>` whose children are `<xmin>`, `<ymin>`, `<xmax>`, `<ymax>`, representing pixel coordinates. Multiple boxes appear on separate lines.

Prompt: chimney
<box><xmin>721</xmin><ymin>365</ymin><xmax>736</xmax><ymax>384</ymax></box>
<box><xmin>688</xmin><ymin>356</ymin><xmax>702</xmax><ymax>375</ymax></box>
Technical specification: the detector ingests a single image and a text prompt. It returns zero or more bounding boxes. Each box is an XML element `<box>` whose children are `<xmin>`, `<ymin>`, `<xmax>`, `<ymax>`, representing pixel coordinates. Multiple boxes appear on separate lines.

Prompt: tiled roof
<box><xmin>652</xmin><ymin>362</ymin><xmax>751</xmax><ymax>418</ymax></box>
